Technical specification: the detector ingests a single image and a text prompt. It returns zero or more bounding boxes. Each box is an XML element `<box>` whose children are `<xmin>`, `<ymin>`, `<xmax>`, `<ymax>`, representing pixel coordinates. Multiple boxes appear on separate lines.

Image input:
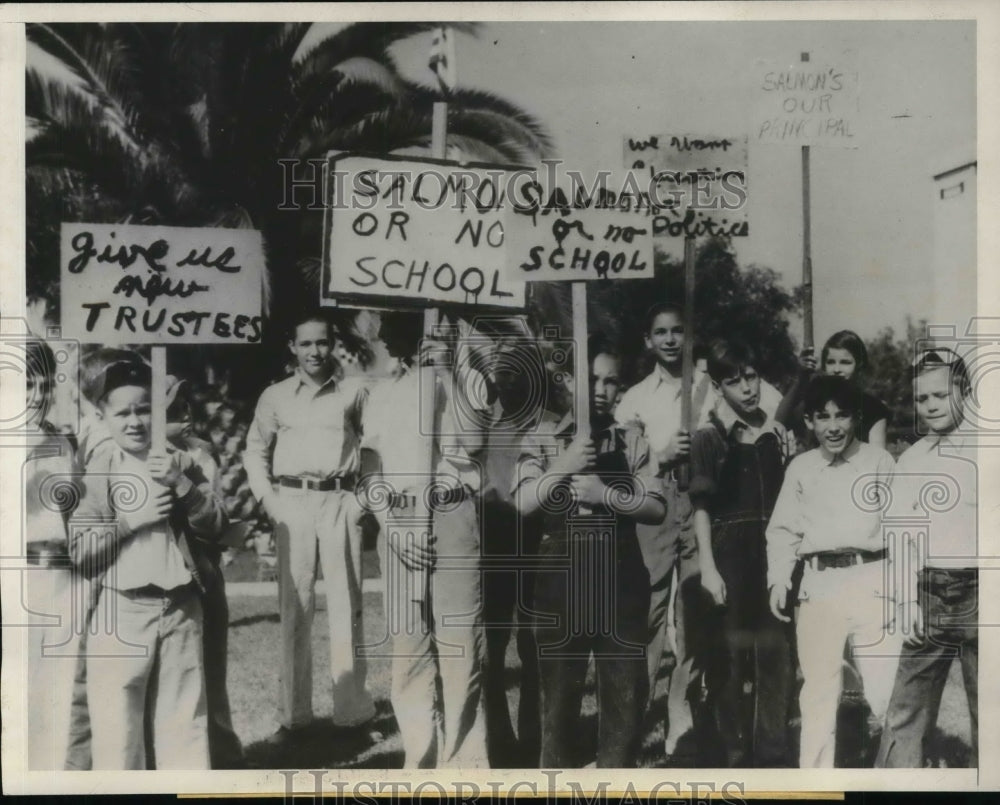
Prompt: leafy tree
<box><xmin>528</xmin><ymin>236</ymin><xmax>803</xmax><ymax>388</ymax></box>
<box><xmin>865</xmin><ymin>318</ymin><xmax>926</xmax><ymax>449</ymax></box>
<box><xmin>26</xmin><ymin>22</ymin><xmax>553</xmax><ymax>388</ymax></box>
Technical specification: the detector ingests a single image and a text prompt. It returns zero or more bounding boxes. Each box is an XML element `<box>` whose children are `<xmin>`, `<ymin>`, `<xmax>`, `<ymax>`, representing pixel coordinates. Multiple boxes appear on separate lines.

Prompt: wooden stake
<box><xmin>571</xmin><ymin>282</ymin><xmax>590</xmax><ymax>434</ymax></box>
<box><xmin>571</xmin><ymin>281</ymin><xmax>593</xmax><ymax>515</ymax></box>
<box><xmin>408</xmin><ymin>100</ymin><xmax>449</xmax><ymax>604</ymax></box>
<box><xmin>801</xmin><ymin>52</ymin><xmax>814</xmax><ymax>351</ymax></box>
<box><xmin>151</xmin><ymin>346</ymin><xmax>167</xmax><ymax>453</ymax></box>
<box><xmin>677</xmin><ymin>236</ymin><xmax>696</xmax><ymax>490</ymax></box>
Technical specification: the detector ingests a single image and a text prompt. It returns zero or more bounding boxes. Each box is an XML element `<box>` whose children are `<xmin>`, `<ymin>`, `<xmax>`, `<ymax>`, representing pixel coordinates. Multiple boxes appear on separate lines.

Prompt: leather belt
<box><xmin>388</xmin><ymin>487</ymin><xmax>468</xmax><ymax>511</ymax></box>
<box><xmin>116</xmin><ymin>580</ymin><xmax>197</xmax><ymax>599</ymax></box>
<box><xmin>279</xmin><ymin>475</ymin><xmax>355</xmax><ymax>492</ymax></box>
<box><xmin>806</xmin><ymin>548</ymin><xmax>887</xmax><ymax>571</ymax></box>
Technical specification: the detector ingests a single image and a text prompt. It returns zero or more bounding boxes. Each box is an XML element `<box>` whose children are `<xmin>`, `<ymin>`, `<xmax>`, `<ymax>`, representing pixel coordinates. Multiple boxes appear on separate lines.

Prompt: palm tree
<box><xmin>26</xmin><ymin>22</ymin><xmax>554</xmax><ymax>340</ymax></box>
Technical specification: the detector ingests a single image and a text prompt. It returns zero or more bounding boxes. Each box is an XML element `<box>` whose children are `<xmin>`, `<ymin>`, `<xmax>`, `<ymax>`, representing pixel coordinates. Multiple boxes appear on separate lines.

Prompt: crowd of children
<box><xmin>21</xmin><ymin>302</ymin><xmax>979</xmax><ymax>771</ymax></box>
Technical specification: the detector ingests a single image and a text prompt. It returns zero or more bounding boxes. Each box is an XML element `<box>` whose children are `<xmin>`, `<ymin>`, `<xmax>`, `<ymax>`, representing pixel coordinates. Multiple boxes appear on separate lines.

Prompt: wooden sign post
<box><xmin>505</xmin><ymin>176</ymin><xmax>655</xmax><ymax>510</ymax></box>
<box><xmin>752</xmin><ymin>49</ymin><xmax>860</xmax><ymax>351</ymax></box>
<box><xmin>321</xmin><ymin>148</ymin><xmax>525</xmax><ymax>608</ymax></box>
<box><xmin>623</xmin><ymin>131</ymin><xmax>749</xmax><ymax>481</ymax></box>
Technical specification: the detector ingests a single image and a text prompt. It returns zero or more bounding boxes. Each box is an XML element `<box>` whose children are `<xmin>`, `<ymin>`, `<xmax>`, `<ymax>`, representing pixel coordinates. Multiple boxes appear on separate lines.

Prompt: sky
<box><xmin>388</xmin><ymin>20</ymin><xmax>976</xmax><ymax>343</ymax></box>
<box><xmin>26</xmin><ymin>18</ymin><xmax>977</xmax><ymax>344</ymax></box>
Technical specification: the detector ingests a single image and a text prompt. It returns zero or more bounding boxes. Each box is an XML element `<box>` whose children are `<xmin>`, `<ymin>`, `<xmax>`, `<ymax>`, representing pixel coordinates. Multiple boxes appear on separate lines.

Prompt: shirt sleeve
<box><xmin>765</xmin><ymin>455</ymin><xmax>806</xmax><ymax>589</ymax></box>
<box><xmin>69</xmin><ymin>452</ymin><xmax>127</xmax><ymax>577</ymax></box>
<box><xmin>625</xmin><ymin>429</ymin><xmax>666</xmax><ymax>505</ymax></box>
<box><xmin>243</xmin><ymin>385</ymin><xmax>279</xmax><ymax>502</ymax></box>
<box><xmin>511</xmin><ymin>432</ymin><xmax>548</xmax><ymax>499</ymax></box>
<box><xmin>614</xmin><ymin>385</ymin><xmax>642</xmax><ymax>430</ymax></box>
<box><xmin>688</xmin><ymin>426</ymin><xmax>725</xmax><ymax>510</ymax></box>
<box><xmin>174</xmin><ymin>449</ymin><xmax>228</xmax><ymax>542</ymax></box>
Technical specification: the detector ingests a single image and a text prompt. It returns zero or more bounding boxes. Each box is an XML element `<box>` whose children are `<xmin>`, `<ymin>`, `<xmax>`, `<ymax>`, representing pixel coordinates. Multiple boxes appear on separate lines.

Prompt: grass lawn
<box><xmin>226</xmin><ymin>553</ymin><xmax>973</xmax><ymax>770</ymax></box>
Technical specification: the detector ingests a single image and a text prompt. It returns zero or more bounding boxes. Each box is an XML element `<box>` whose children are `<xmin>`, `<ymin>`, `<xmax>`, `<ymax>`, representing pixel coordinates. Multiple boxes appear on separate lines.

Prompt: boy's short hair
<box><xmin>643</xmin><ymin>302</ymin><xmax>684</xmax><ymax>335</ymax></box>
<box><xmin>588</xmin><ymin>333</ymin><xmax>621</xmax><ymax>364</ymax></box>
<box><xmin>81</xmin><ymin>348</ymin><xmax>147</xmax><ymax>405</ymax></box>
<box><xmin>821</xmin><ymin>330</ymin><xmax>869</xmax><ymax>373</ymax></box>
<box><xmin>705</xmin><ymin>339</ymin><xmax>756</xmax><ymax>384</ymax></box>
<box><xmin>286</xmin><ymin>309</ymin><xmax>335</xmax><ymax>342</ymax></box>
<box><xmin>911</xmin><ymin>347</ymin><xmax>971</xmax><ymax>396</ymax></box>
<box><xmin>802</xmin><ymin>374</ymin><xmax>862</xmax><ymax>419</ymax></box>
<box><xmin>93</xmin><ymin>360</ymin><xmax>152</xmax><ymax>405</ymax></box>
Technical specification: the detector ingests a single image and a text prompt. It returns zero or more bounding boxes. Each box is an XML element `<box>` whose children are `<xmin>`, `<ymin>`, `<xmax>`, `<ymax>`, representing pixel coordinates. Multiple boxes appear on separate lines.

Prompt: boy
<box><xmin>767</xmin><ymin>374</ymin><xmax>899</xmax><ymax>768</ymax></box>
<box><xmin>614</xmin><ymin>303</ymin><xmax>705</xmax><ymax>758</ymax></box>
<box><xmin>244</xmin><ymin>311</ymin><xmax>375</xmax><ymax>742</ymax></box>
<box><xmin>71</xmin><ymin>358</ymin><xmax>227</xmax><ymax>769</ymax></box>
<box><xmin>359</xmin><ymin>311</ymin><xmax>492</xmax><ymax>768</ymax></box>
<box><xmin>23</xmin><ymin>339</ymin><xmax>84</xmax><ymax>769</ymax></box>
<box><xmin>515</xmin><ymin>337</ymin><xmax>666</xmax><ymax>767</ymax></box>
<box><xmin>876</xmin><ymin>348</ymin><xmax>978</xmax><ymax>768</ymax></box>
<box><xmin>165</xmin><ymin>375</ymin><xmax>244</xmax><ymax>768</ymax></box>
<box><xmin>690</xmin><ymin>340</ymin><xmax>796</xmax><ymax>767</ymax></box>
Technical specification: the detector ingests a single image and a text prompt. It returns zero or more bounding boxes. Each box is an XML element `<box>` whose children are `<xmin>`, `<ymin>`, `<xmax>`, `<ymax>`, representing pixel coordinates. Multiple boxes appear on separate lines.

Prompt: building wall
<box><xmin>932</xmin><ymin>160</ymin><xmax>977</xmax><ymax>330</ymax></box>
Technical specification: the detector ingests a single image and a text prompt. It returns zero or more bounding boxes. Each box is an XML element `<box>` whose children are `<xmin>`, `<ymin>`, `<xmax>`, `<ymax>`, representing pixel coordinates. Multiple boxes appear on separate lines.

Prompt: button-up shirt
<box><xmin>512</xmin><ymin>411</ymin><xmax>664</xmax><ymax>541</ymax></box>
<box><xmin>105</xmin><ymin>448</ymin><xmax>193</xmax><ymax>590</ymax></box>
<box><xmin>244</xmin><ymin>369</ymin><xmax>366</xmax><ymax>501</ymax></box>
<box><xmin>765</xmin><ymin>439</ymin><xmax>895</xmax><ymax>590</ymax></box>
<box><xmin>361</xmin><ymin>364</ymin><xmax>490</xmax><ymax>496</ymax></box>
<box><xmin>615</xmin><ymin>364</ymin><xmax>783</xmax><ymax>458</ymax></box>
<box><xmin>891</xmin><ymin>430</ymin><xmax>977</xmax><ymax>569</ymax></box>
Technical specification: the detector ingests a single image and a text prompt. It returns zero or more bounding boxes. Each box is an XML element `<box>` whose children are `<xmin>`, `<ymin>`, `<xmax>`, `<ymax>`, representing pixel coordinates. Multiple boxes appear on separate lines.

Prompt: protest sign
<box><xmin>623</xmin><ymin>133</ymin><xmax>749</xmax><ymax>239</ymax></box>
<box><xmin>322</xmin><ymin>153</ymin><xmax>525</xmax><ymax>310</ymax></box>
<box><xmin>753</xmin><ymin>53</ymin><xmax>860</xmax><ymax>147</ymax></box>
<box><xmin>60</xmin><ymin>224</ymin><xmax>265</xmax><ymax>344</ymax></box>
<box><xmin>504</xmin><ymin>195</ymin><xmax>654</xmax><ymax>283</ymax></box>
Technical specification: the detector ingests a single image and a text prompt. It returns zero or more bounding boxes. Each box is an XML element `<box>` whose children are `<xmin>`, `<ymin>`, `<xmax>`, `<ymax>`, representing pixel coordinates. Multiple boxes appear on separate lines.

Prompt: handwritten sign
<box><xmin>623</xmin><ymin>133</ymin><xmax>749</xmax><ymax>239</ymax></box>
<box><xmin>503</xmin><ymin>183</ymin><xmax>654</xmax><ymax>283</ymax></box>
<box><xmin>60</xmin><ymin>224</ymin><xmax>264</xmax><ymax>344</ymax></box>
<box><xmin>322</xmin><ymin>154</ymin><xmax>525</xmax><ymax>310</ymax></box>
<box><xmin>753</xmin><ymin>54</ymin><xmax>860</xmax><ymax>147</ymax></box>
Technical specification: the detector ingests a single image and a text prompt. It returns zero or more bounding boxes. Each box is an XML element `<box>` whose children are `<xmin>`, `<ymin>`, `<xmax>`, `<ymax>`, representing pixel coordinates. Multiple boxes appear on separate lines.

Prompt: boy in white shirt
<box><xmin>876</xmin><ymin>348</ymin><xmax>978</xmax><ymax>767</ymax></box>
<box><xmin>767</xmin><ymin>375</ymin><xmax>899</xmax><ymax>767</ymax></box>
<box><xmin>71</xmin><ymin>358</ymin><xmax>226</xmax><ymax>769</ymax></box>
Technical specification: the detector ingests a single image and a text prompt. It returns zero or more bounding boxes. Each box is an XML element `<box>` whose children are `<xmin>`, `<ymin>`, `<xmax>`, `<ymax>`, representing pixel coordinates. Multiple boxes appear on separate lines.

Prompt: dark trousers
<box><xmin>201</xmin><ymin>561</ymin><xmax>244</xmax><ymax>768</ymax></box>
<box><xmin>876</xmin><ymin>568</ymin><xmax>978</xmax><ymax>768</ymax></box>
<box><xmin>533</xmin><ymin>521</ymin><xmax>651</xmax><ymax>768</ymax></box>
<box><xmin>703</xmin><ymin>525</ymin><xmax>794</xmax><ymax>768</ymax></box>
<box><xmin>481</xmin><ymin>500</ymin><xmax>541</xmax><ymax>768</ymax></box>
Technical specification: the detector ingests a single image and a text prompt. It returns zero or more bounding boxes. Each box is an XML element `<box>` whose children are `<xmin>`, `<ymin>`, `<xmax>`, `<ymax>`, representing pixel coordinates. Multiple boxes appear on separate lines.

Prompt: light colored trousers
<box><xmin>273</xmin><ymin>486</ymin><xmax>374</xmax><ymax>729</ymax></box>
<box><xmin>26</xmin><ymin>566</ymin><xmax>89</xmax><ymax>769</ymax></box>
<box><xmin>795</xmin><ymin>559</ymin><xmax>902</xmax><ymax>768</ymax></box>
<box><xmin>381</xmin><ymin>498</ymin><xmax>488</xmax><ymax>769</ymax></box>
<box><xmin>86</xmin><ymin>584</ymin><xmax>209</xmax><ymax>769</ymax></box>
<box><xmin>637</xmin><ymin>476</ymin><xmax>698</xmax><ymax>753</ymax></box>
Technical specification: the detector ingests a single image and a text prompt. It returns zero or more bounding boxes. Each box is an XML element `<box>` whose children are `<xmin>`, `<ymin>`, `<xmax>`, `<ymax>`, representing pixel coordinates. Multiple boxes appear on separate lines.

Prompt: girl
<box><xmin>777</xmin><ymin>330</ymin><xmax>889</xmax><ymax>449</ymax></box>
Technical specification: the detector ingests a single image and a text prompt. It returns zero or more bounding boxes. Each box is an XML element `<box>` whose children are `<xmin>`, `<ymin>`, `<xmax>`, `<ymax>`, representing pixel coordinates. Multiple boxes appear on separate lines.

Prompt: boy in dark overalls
<box><xmin>689</xmin><ymin>339</ymin><xmax>796</xmax><ymax>767</ymax></box>
<box><xmin>513</xmin><ymin>337</ymin><xmax>666</xmax><ymax>767</ymax></box>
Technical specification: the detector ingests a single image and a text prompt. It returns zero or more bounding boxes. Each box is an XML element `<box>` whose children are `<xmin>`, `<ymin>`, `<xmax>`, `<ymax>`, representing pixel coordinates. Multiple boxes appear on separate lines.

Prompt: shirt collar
<box><xmin>651</xmin><ymin>363</ymin><xmax>683</xmax><ymax>391</ymax></box>
<box><xmin>294</xmin><ymin>365</ymin><xmax>341</xmax><ymax>392</ymax></box>
<box><xmin>924</xmin><ymin>426</ymin><xmax>972</xmax><ymax>452</ymax></box>
<box><xmin>713</xmin><ymin>401</ymin><xmax>776</xmax><ymax>440</ymax></box>
<box><xmin>818</xmin><ymin>436</ymin><xmax>862</xmax><ymax>466</ymax></box>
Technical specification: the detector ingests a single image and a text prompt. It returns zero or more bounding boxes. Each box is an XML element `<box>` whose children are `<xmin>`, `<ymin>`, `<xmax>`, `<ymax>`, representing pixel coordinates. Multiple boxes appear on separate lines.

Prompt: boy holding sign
<box><xmin>515</xmin><ymin>336</ymin><xmax>666</xmax><ymax>767</ymax></box>
<box><xmin>71</xmin><ymin>358</ymin><xmax>227</xmax><ymax>769</ymax></box>
<box><xmin>359</xmin><ymin>311</ymin><xmax>492</xmax><ymax>768</ymax></box>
